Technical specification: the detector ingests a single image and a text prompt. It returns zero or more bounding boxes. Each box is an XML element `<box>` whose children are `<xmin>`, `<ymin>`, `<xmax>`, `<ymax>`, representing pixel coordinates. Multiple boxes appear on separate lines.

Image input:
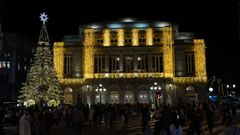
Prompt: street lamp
<box><xmin>150</xmin><ymin>82</ymin><xmax>161</xmax><ymax>107</ymax></box>
<box><xmin>95</xmin><ymin>84</ymin><xmax>106</xmax><ymax>104</ymax></box>
<box><xmin>209</xmin><ymin>87</ymin><xmax>213</xmax><ymax>92</ymax></box>
<box><xmin>169</xmin><ymin>84</ymin><xmax>176</xmax><ymax>105</ymax></box>
<box><xmin>86</xmin><ymin>85</ymin><xmax>91</xmax><ymax>105</ymax></box>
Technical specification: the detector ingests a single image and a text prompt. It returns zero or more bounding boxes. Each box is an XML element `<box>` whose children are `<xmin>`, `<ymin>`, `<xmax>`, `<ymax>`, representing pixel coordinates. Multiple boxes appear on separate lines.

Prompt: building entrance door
<box><xmin>110</xmin><ymin>91</ymin><xmax>119</xmax><ymax>104</ymax></box>
<box><xmin>124</xmin><ymin>91</ymin><xmax>134</xmax><ymax>104</ymax></box>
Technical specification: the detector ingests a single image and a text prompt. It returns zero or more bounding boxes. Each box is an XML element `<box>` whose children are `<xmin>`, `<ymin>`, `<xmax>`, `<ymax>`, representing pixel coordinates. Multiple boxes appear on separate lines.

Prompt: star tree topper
<box><xmin>40</xmin><ymin>12</ymin><xmax>48</xmax><ymax>24</ymax></box>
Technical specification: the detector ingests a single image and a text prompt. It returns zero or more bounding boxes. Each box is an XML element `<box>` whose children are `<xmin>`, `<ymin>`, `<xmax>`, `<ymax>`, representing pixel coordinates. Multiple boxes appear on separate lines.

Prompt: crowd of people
<box><xmin>0</xmin><ymin>99</ymin><xmax>240</xmax><ymax>135</ymax></box>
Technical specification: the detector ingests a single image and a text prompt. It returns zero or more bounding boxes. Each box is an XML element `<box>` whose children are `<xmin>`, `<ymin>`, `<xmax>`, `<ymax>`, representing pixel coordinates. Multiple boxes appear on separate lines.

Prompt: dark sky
<box><xmin>1</xmin><ymin>1</ymin><xmax>239</xmax><ymax>82</ymax></box>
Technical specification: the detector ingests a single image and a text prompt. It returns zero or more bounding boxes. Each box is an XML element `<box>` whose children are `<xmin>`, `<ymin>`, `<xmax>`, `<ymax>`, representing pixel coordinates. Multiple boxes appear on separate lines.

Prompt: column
<box><xmin>118</xmin><ymin>29</ymin><xmax>124</xmax><ymax>46</ymax></box>
<box><xmin>132</xmin><ymin>29</ymin><xmax>139</xmax><ymax>46</ymax></box>
<box><xmin>162</xmin><ymin>27</ymin><xmax>174</xmax><ymax>78</ymax></box>
<box><xmin>103</xmin><ymin>29</ymin><xmax>110</xmax><ymax>46</ymax></box>
<box><xmin>194</xmin><ymin>39</ymin><xmax>207</xmax><ymax>79</ymax></box>
<box><xmin>83</xmin><ymin>28</ymin><xmax>94</xmax><ymax>79</ymax></box>
<box><xmin>146</xmin><ymin>28</ymin><xmax>153</xmax><ymax>46</ymax></box>
<box><xmin>53</xmin><ymin>42</ymin><xmax>65</xmax><ymax>78</ymax></box>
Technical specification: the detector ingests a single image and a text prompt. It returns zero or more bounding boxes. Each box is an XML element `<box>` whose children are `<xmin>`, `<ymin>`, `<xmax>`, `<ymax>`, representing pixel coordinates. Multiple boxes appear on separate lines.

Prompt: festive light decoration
<box><xmin>162</xmin><ymin>27</ymin><xmax>174</xmax><ymax>78</ymax></box>
<box><xmin>37</xmin><ymin>84</ymin><xmax>49</xmax><ymax>92</ymax></box>
<box><xmin>25</xmin><ymin>99</ymin><xmax>36</xmax><ymax>107</ymax></box>
<box><xmin>19</xmin><ymin>13</ymin><xmax>63</xmax><ymax>105</ymax></box>
<box><xmin>194</xmin><ymin>39</ymin><xmax>207</xmax><ymax>77</ymax></box>
<box><xmin>132</xmin><ymin>29</ymin><xmax>139</xmax><ymax>46</ymax></box>
<box><xmin>173</xmin><ymin>77</ymin><xmax>207</xmax><ymax>83</ymax></box>
<box><xmin>53</xmin><ymin>42</ymin><xmax>64</xmax><ymax>78</ymax></box>
<box><xmin>83</xmin><ymin>28</ymin><xmax>94</xmax><ymax>78</ymax></box>
<box><xmin>47</xmin><ymin>99</ymin><xmax>59</xmax><ymax>107</ymax></box>
<box><xmin>103</xmin><ymin>29</ymin><xmax>110</xmax><ymax>46</ymax></box>
<box><xmin>40</xmin><ymin>12</ymin><xmax>48</xmax><ymax>24</ymax></box>
<box><xmin>52</xmin><ymin>22</ymin><xmax>208</xmax><ymax>104</ymax></box>
<box><xmin>94</xmin><ymin>73</ymin><xmax>164</xmax><ymax>78</ymax></box>
<box><xmin>146</xmin><ymin>28</ymin><xmax>153</xmax><ymax>45</ymax></box>
<box><xmin>117</xmin><ymin>29</ymin><xmax>124</xmax><ymax>46</ymax></box>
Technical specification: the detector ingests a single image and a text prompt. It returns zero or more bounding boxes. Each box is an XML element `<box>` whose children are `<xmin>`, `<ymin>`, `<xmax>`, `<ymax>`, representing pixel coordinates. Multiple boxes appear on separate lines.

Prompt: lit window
<box><xmin>185</xmin><ymin>52</ymin><xmax>195</xmax><ymax>74</ymax></box>
<box><xmin>137</xmin><ymin>54</ymin><xmax>148</xmax><ymax>72</ymax></box>
<box><xmin>152</xmin><ymin>54</ymin><xmax>163</xmax><ymax>72</ymax></box>
<box><xmin>0</xmin><ymin>61</ymin><xmax>6</xmax><ymax>68</ymax></box>
<box><xmin>7</xmin><ymin>61</ymin><xmax>10</xmax><ymax>68</ymax></box>
<box><xmin>109</xmin><ymin>54</ymin><xmax>120</xmax><ymax>73</ymax></box>
<box><xmin>18</xmin><ymin>63</ymin><xmax>20</xmax><ymax>70</ymax></box>
<box><xmin>64</xmin><ymin>54</ymin><xmax>73</xmax><ymax>77</ymax></box>
<box><xmin>94</xmin><ymin>54</ymin><xmax>105</xmax><ymax>73</ymax></box>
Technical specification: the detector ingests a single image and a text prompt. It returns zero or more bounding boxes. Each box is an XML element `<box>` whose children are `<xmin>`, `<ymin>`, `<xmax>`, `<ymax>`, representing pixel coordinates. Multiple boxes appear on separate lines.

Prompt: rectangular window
<box><xmin>185</xmin><ymin>52</ymin><xmax>195</xmax><ymax>74</ymax></box>
<box><xmin>94</xmin><ymin>54</ymin><xmax>105</xmax><ymax>73</ymax></box>
<box><xmin>124</xmin><ymin>39</ymin><xmax>132</xmax><ymax>43</ymax></box>
<box><xmin>7</xmin><ymin>61</ymin><xmax>10</xmax><ymax>68</ymax></box>
<box><xmin>152</xmin><ymin>54</ymin><xmax>163</xmax><ymax>72</ymax></box>
<box><xmin>109</xmin><ymin>54</ymin><xmax>120</xmax><ymax>73</ymax></box>
<box><xmin>137</xmin><ymin>54</ymin><xmax>148</xmax><ymax>72</ymax></box>
<box><xmin>123</xmin><ymin>55</ymin><xmax>134</xmax><ymax>73</ymax></box>
<box><xmin>139</xmin><ymin>38</ymin><xmax>146</xmax><ymax>43</ymax></box>
<box><xmin>153</xmin><ymin>38</ymin><xmax>160</xmax><ymax>43</ymax></box>
<box><xmin>97</xmin><ymin>39</ymin><xmax>103</xmax><ymax>44</ymax></box>
<box><xmin>111</xmin><ymin>39</ymin><xmax>118</xmax><ymax>45</ymax></box>
<box><xmin>0</xmin><ymin>61</ymin><xmax>6</xmax><ymax>69</ymax></box>
<box><xmin>64</xmin><ymin>54</ymin><xmax>73</xmax><ymax>77</ymax></box>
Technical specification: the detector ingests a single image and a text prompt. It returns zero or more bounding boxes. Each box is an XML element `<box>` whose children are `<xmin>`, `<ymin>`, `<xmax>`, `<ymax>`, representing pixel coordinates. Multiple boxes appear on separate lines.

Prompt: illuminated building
<box><xmin>53</xmin><ymin>19</ymin><xmax>207</xmax><ymax>105</ymax></box>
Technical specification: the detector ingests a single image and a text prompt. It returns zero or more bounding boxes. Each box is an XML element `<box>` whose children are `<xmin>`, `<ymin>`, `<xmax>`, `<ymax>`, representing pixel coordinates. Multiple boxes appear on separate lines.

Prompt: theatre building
<box><xmin>53</xmin><ymin>18</ymin><xmax>207</xmax><ymax>106</ymax></box>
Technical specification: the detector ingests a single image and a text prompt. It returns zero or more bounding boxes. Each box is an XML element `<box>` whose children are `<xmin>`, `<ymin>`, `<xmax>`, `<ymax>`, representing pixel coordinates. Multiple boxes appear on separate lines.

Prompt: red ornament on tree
<box><xmin>37</xmin><ymin>84</ymin><xmax>49</xmax><ymax>92</ymax></box>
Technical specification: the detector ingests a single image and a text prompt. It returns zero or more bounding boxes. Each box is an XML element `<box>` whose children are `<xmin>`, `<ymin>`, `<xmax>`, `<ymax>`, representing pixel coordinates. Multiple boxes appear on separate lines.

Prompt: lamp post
<box><xmin>208</xmin><ymin>87</ymin><xmax>214</xmax><ymax>102</ymax></box>
<box><xmin>86</xmin><ymin>85</ymin><xmax>91</xmax><ymax>105</ymax></box>
<box><xmin>226</xmin><ymin>84</ymin><xmax>237</xmax><ymax>97</ymax></box>
<box><xmin>150</xmin><ymin>82</ymin><xmax>161</xmax><ymax>107</ymax></box>
<box><xmin>95</xmin><ymin>84</ymin><xmax>106</xmax><ymax>104</ymax></box>
<box><xmin>169</xmin><ymin>84</ymin><xmax>173</xmax><ymax>104</ymax></box>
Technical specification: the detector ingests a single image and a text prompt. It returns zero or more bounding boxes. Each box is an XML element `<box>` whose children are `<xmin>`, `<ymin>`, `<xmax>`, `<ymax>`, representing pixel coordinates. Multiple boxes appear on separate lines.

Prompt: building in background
<box><xmin>0</xmin><ymin>25</ymin><xmax>33</xmax><ymax>101</ymax></box>
<box><xmin>53</xmin><ymin>19</ymin><xmax>207</xmax><ymax>105</ymax></box>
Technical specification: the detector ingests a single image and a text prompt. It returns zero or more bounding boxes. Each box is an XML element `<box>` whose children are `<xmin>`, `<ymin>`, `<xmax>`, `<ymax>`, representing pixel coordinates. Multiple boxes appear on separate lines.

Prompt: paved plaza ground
<box><xmin>3</xmin><ymin>114</ymin><xmax>240</xmax><ymax>135</ymax></box>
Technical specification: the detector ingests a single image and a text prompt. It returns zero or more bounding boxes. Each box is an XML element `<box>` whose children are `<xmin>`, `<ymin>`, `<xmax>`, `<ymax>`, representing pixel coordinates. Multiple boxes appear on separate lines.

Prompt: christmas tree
<box><xmin>19</xmin><ymin>12</ymin><xmax>63</xmax><ymax>107</ymax></box>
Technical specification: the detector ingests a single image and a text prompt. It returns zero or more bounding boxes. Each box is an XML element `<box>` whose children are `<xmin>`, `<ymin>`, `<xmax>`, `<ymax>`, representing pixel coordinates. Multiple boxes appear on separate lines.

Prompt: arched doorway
<box><xmin>109</xmin><ymin>85</ymin><xmax>120</xmax><ymax>104</ymax></box>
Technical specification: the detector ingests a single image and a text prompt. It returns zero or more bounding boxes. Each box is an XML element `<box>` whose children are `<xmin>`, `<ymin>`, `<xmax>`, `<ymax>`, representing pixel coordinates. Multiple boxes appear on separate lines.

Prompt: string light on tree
<box><xmin>19</xmin><ymin>12</ymin><xmax>63</xmax><ymax>107</ymax></box>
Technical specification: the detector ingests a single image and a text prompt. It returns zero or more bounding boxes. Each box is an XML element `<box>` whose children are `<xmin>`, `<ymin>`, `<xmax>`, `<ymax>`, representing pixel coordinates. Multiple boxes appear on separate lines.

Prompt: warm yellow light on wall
<box><xmin>53</xmin><ymin>42</ymin><xmax>64</xmax><ymax>79</ymax></box>
<box><xmin>132</xmin><ymin>29</ymin><xmax>139</xmax><ymax>46</ymax></box>
<box><xmin>161</xmin><ymin>27</ymin><xmax>174</xmax><ymax>45</ymax></box>
<box><xmin>162</xmin><ymin>27</ymin><xmax>174</xmax><ymax>78</ymax></box>
<box><xmin>194</xmin><ymin>39</ymin><xmax>207</xmax><ymax>77</ymax></box>
<box><xmin>94</xmin><ymin>73</ymin><xmax>164</xmax><ymax>78</ymax></box>
<box><xmin>146</xmin><ymin>28</ymin><xmax>153</xmax><ymax>46</ymax></box>
<box><xmin>117</xmin><ymin>29</ymin><xmax>124</xmax><ymax>46</ymax></box>
<box><xmin>173</xmin><ymin>77</ymin><xmax>207</xmax><ymax>83</ymax></box>
<box><xmin>103</xmin><ymin>29</ymin><xmax>110</xmax><ymax>46</ymax></box>
<box><xmin>83</xmin><ymin>28</ymin><xmax>94</xmax><ymax>79</ymax></box>
<box><xmin>59</xmin><ymin>78</ymin><xmax>85</xmax><ymax>85</ymax></box>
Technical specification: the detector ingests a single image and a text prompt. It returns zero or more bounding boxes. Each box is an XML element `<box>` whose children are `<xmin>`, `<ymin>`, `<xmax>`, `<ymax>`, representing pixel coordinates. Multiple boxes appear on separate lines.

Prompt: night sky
<box><xmin>1</xmin><ymin>1</ymin><xmax>239</xmax><ymax>82</ymax></box>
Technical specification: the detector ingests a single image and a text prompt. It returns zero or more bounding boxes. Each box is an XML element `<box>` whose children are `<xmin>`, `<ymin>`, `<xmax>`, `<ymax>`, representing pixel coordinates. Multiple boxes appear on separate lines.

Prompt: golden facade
<box><xmin>53</xmin><ymin>19</ymin><xmax>207</xmax><ymax>105</ymax></box>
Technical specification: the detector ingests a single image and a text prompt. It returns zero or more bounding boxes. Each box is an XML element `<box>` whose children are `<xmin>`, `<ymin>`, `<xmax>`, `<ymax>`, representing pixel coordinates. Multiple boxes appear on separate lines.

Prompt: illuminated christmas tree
<box><xmin>19</xmin><ymin>12</ymin><xmax>63</xmax><ymax>107</ymax></box>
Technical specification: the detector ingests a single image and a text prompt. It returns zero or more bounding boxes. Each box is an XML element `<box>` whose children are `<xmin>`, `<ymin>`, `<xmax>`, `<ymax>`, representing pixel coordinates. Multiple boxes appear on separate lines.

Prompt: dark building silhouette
<box><xmin>0</xmin><ymin>26</ymin><xmax>34</xmax><ymax>101</ymax></box>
